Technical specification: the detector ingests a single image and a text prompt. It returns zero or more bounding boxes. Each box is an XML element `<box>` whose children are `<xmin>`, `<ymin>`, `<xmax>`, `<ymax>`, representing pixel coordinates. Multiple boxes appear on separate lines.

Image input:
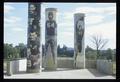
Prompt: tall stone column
<box><xmin>45</xmin><ymin>8</ymin><xmax>57</xmax><ymax>70</ymax></box>
<box><xmin>74</xmin><ymin>13</ymin><xmax>85</xmax><ymax>69</ymax></box>
<box><xmin>27</xmin><ymin>3</ymin><xmax>41</xmax><ymax>73</ymax></box>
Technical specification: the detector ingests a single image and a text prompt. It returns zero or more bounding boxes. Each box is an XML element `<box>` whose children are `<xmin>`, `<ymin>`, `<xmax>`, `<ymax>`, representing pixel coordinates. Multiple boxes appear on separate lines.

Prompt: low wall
<box><xmin>57</xmin><ymin>57</ymin><xmax>74</xmax><ymax>68</ymax></box>
<box><xmin>42</xmin><ymin>57</ymin><xmax>74</xmax><ymax>68</ymax></box>
<box><xmin>85</xmin><ymin>60</ymin><xmax>96</xmax><ymax>68</ymax></box>
<box><xmin>97</xmin><ymin>60</ymin><xmax>113</xmax><ymax>75</ymax></box>
<box><xmin>6</xmin><ymin>57</ymin><xmax>74</xmax><ymax>75</ymax></box>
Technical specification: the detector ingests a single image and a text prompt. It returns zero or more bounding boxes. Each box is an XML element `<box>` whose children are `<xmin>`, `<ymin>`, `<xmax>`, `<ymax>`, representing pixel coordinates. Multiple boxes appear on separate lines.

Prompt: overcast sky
<box><xmin>4</xmin><ymin>3</ymin><xmax>116</xmax><ymax>49</ymax></box>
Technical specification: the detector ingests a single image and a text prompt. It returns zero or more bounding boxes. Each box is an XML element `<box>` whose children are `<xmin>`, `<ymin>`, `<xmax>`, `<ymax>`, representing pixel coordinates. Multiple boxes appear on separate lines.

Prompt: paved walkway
<box><xmin>4</xmin><ymin>68</ymin><xmax>115</xmax><ymax>79</ymax></box>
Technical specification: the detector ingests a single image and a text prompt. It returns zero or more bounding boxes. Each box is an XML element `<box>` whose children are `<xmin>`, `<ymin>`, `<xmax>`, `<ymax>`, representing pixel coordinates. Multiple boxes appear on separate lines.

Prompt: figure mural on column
<box><xmin>45</xmin><ymin>11</ymin><xmax>57</xmax><ymax>64</ymax></box>
<box><xmin>46</xmin><ymin>39</ymin><xmax>55</xmax><ymax>64</ymax></box>
<box><xmin>46</xmin><ymin>12</ymin><xmax>57</xmax><ymax>35</ymax></box>
<box><xmin>75</xmin><ymin>17</ymin><xmax>84</xmax><ymax>60</ymax></box>
<box><xmin>45</xmin><ymin>8</ymin><xmax>57</xmax><ymax>70</ymax></box>
<box><xmin>74</xmin><ymin>13</ymin><xmax>85</xmax><ymax>69</ymax></box>
<box><xmin>27</xmin><ymin>3</ymin><xmax>41</xmax><ymax>73</ymax></box>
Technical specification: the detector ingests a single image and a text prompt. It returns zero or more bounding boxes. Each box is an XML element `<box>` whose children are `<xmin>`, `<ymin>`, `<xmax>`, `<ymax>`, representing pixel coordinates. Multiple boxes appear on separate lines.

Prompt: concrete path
<box><xmin>4</xmin><ymin>68</ymin><xmax>115</xmax><ymax>79</ymax></box>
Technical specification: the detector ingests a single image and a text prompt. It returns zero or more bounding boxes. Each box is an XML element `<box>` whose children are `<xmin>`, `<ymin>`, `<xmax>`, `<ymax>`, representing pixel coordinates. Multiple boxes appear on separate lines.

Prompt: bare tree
<box><xmin>90</xmin><ymin>35</ymin><xmax>108</xmax><ymax>58</ymax></box>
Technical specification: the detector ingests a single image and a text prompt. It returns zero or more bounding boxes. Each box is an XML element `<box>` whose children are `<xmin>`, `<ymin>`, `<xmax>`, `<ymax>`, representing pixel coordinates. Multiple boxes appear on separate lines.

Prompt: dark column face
<box><xmin>27</xmin><ymin>3</ymin><xmax>41</xmax><ymax>73</ymax></box>
<box><xmin>75</xmin><ymin>18</ymin><xmax>84</xmax><ymax>60</ymax></box>
<box><xmin>45</xmin><ymin>8</ymin><xmax>57</xmax><ymax>70</ymax></box>
<box><xmin>74</xmin><ymin>13</ymin><xmax>85</xmax><ymax>69</ymax></box>
<box><xmin>46</xmin><ymin>12</ymin><xmax>57</xmax><ymax>35</ymax></box>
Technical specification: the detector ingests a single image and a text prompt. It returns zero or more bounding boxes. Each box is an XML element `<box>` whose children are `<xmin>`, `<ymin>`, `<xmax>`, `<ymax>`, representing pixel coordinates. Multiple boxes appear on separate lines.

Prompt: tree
<box><xmin>15</xmin><ymin>43</ymin><xmax>26</xmax><ymax>58</ymax></box>
<box><xmin>4</xmin><ymin>43</ymin><xmax>20</xmax><ymax>60</ymax></box>
<box><xmin>86</xmin><ymin>51</ymin><xmax>97</xmax><ymax>60</ymax></box>
<box><xmin>85</xmin><ymin>45</ymin><xmax>94</xmax><ymax>52</ymax></box>
<box><xmin>105</xmin><ymin>48</ymin><xmax>116</xmax><ymax>60</ymax></box>
<box><xmin>57</xmin><ymin>45</ymin><xmax>60</xmax><ymax>54</ymax></box>
<box><xmin>90</xmin><ymin>35</ymin><xmax>108</xmax><ymax>58</ymax></box>
<box><xmin>112</xmin><ymin>49</ymin><xmax>116</xmax><ymax>61</ymax></box>
<box><xmin>85</xmin><ymin>46</ymin><xmax>97</xmax><ymax>60</ymax></box>
<box><xmin>63</xmin><ymin>45</ymin><xmax>67</xmax><ymax>56</ymax></box>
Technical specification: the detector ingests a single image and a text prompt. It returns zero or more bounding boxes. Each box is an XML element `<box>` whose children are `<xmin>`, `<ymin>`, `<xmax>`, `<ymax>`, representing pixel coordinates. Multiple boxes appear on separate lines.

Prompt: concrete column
<box><xmin>45</xmin><ymin>8</ymin><xmax>57</xmax><ymax>70</ymax></box>
<box><xmin>7</xmin><ymin>61</ymin><xmax>12</xmax><ymax>76</ymax></box>
<box><xmin>27</xmin><ymin>3</ymin><xmax>41</xmax><ymax>73</ymax></box>
<box><xmin>74</xmin><ymin>13</ymin><xmax>85</xmax><ymax>69</ymax></box>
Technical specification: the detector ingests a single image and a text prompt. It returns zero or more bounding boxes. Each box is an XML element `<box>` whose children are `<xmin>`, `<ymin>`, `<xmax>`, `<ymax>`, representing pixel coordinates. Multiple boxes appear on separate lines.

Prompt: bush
<box><xmin>85</xmin><ymin>51</ymin><xmax>97</xmax><ymax>60</ymax></box>
<box><xmin>4</xmin><ymin>43</ymin><xmax>26</xmax><ymax>60</ymax></box>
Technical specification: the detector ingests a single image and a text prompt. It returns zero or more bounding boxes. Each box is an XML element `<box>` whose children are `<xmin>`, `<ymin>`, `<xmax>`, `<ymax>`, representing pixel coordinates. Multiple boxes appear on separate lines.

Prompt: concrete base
<box><xmin>44</xmin><ymin>55</ymin><xmax>57</xmax><ymax>71</ymax></box>
<box><xmin>6</xmin><ymin>59</ymin><xmax>27</xmax><ymax>74</ymax></box>
<box><xmin>4</xmin><ymin>68</ymin><xmax>115</xmax><ymax>79</ymax></box>
<box><xmin>27</xmin><ymin>69</ymin><xmax>40</xmax><ymax>73</ymax></box>
<box><xmin>75</xmin><ymin>54</ymin><xmax>85</xmax><ymax>69</ymax></box>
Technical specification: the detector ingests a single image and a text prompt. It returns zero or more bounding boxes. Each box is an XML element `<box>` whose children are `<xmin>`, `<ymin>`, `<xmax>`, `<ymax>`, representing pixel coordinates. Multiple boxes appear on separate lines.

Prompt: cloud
<box><xmin>85</xmin><ymin>20</ymin><xmax>116</xmax><ymax>49</ymax></box>
<box><xmin>94</xmin><ymin>3</ymin><xmax>116</xmax><ymax>5</ymax></box>
<box><xmin>11</xmin><ymin>27</ymin><xmax>24</xmax><ymax>32</ymax></box>
<box><xmin>59</xmin><ymin>5</ymin><xmax>116</xmax><ymax>27</ymax></box>
<box><xmin>75</xmin><ymin>6</ymin><xmax>116</xmax><ymax>15</ymax></box>
<box><xmin>57</xmin><ymin>31</ymin><xmax>74</xmax><ymax>47</ymax></box>
<box><xmin>61</xmin><ymin>12</ymin><xmax>74</xmax><ymax>20</ymax></box>
<box><xmin>4</xmin><ymin>16</ymin><xmax>22</xmax><ymax>24</ymax></box>
<box><xmin>4</xmin><ymin>4</ymin><xmax>15</xmax><ymax>14</ymax></box>
<box><xmin>4</xmin><ymin>16</ymin><xmax>24</xmax><ymax>32</ymax></box>
<box><xmin>4</xmin><ymin>16</ymin><xmax>25</xmax><ymax>32</ymax></box>
<box><xmin>58</xmin><ymin>22</ymin><xmax>73</xmax><ymax>27</ymax></box>
<box><xmin>85</xmin><ymin>21</ymin><xmax>116</xmax><ymax>38</ymax></box>
<box><xmin>85</xmin><ymin>15</ymin><xmax>104</xmax><ymax>25</ymax></box>
<box><xmin>60</xmin><ymin>31</ymin><xmax>73</xmax><ymax>36</ymax></box>
<box><xmin>58</xmin><ymin>13</ymin><xmax>105</xmax><ymax>27</ymax></box>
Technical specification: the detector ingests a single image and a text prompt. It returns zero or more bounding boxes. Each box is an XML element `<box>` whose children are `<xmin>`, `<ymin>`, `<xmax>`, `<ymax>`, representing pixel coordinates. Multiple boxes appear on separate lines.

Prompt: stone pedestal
<box><xmin>74</xmin><ymin>13</ymin><xmax>85</xmax><ymax>69</ymax></box>
<box><xmin>44</xmin><ymin>8</ymin><xmax>57</xmax><ymax>70</ymax></box>
<box><xmin>27</xmin><ymin>3</ymin><xmax>41</xmax><ymax>73</ymax></box>
<box><xmin>7</xmin><ymin>61</ymin><xmax>12</xmax><ymax>76</ymax></box>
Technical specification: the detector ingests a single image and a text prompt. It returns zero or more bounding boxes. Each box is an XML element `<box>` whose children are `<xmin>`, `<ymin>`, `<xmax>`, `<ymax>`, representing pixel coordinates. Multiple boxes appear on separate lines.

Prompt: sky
<box><xmin>4</xmin><ymin>3</ymin><xmax>116</xmax><ymax>49</ymax></box>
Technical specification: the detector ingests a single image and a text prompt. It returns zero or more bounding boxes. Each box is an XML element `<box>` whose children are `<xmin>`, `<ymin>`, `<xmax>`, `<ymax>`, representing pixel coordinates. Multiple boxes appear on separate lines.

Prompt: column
<box><xmin>74</xmin><ymin>13</ymin><xmax>85</xmax><ymax>69</ymax></box>
<box><xmin>27</xmin><ymin>3</ymin><xmax>41</xmax><ymax>73</ymax></box>
<box><xmin>45</xmin><ymin>8</ymin><xmax>57</xmax><ymax>70</ymax></box>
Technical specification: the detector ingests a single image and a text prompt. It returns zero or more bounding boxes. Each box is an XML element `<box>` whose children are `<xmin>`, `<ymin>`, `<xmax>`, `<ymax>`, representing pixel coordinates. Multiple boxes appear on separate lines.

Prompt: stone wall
<box><xmin>6</xmin><ymin>58</ymin><xmax>114</xmax><ymax>75</ymax></box>
<box><xmin>42</xmin><ymin>57</ymin><xmax>74</xmax><ymax>68</ymax></box>
<box><xmin>57</xmin><ymin>57</ymin><xmax>74</xmax><ymax>68</ymax></box>
<box><xmin>97</xmin><ymin>60</ymin><xmax>113</xmax><ymax>75</ymax></box>
<box><xmin>85</xmin><ymin>60</ymin><xmax>96</xmax><ymax>68</ymax></box>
